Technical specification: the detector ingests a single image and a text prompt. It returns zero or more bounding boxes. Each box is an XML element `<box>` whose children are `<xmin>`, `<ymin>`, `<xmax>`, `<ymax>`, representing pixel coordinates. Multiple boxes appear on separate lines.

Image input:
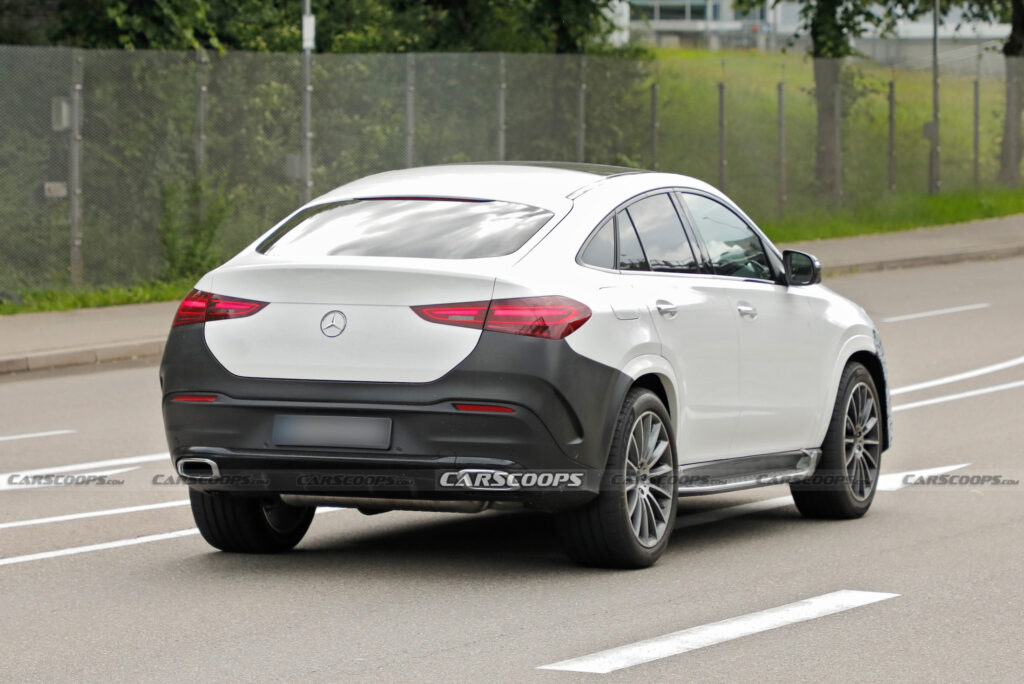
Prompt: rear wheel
<box><xmin>791</xmin><ymin>362</ymin><xmax>883</xmax><ymax>519</ymax></box>
<box><xmin>556</xmin><ymin>388</ymin><xmax>677</xmax><ymax>569</ymax></box>
<box><xmin>190</xmin><ymin>489</ymin><xmax>315</xmax><ymax>553</ymax></box>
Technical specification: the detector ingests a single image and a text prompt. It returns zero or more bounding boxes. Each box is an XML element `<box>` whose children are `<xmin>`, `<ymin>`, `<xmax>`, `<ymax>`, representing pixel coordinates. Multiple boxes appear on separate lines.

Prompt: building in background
<box><xmin>624</xmin><ymin>1</ymin><xmax>1010</xmax><ymax>71</ymax></box>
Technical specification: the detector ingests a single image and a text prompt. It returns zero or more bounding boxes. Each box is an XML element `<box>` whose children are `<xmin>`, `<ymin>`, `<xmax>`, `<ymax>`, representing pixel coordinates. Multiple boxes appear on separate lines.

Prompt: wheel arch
<box><xmin>847</xmin><ymin>349</ymin><xmax>892</xmax><ymax>451</ymax></box>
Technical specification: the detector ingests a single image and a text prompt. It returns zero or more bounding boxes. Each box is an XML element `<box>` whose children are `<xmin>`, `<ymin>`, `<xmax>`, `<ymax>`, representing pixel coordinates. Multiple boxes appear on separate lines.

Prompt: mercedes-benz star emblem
<box><xmin>320</xmin><ymin>310</ymin><xmax>347</xmax><ymax>338</ymax></box>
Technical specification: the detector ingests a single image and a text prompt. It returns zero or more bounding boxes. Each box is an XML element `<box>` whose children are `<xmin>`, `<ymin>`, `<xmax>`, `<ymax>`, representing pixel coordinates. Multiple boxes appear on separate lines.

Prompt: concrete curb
<box><xmin>0</xmin><ymin>338</ymin><xmax>166</xmax><ymax>375</ymax></box>
<box><xmin>817</xmin><ymin>244</ymin><xmax>1024</xmax><ymax>277</ymax></box>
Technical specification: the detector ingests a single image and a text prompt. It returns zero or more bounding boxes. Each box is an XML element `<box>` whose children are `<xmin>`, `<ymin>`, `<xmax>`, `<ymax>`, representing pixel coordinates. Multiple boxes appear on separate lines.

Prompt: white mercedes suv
<box><xmin>160</xmin><ymin>163</ymin><xmax>892</xmax><ymax>568</ymax></box>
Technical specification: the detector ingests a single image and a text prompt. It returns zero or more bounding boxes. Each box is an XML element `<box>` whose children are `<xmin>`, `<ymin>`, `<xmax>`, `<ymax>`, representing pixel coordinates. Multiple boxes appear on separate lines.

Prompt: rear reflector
<box><xmin>172</xmin><ymin>290</ymin><xmax>268</xmax><ymax>327</ymax></box>
<box><xmin>453</xmin><ymin>403</ymin><xmax>516</xmax><ymax>413</ymax></box>
<box><xmin>412</xmin><ymin>296</ymin><xmax>591</xmax><ymax>340</ymax></box>
<box><xmin>171</xmin><ymin>394</ymin><xmax>218</xmax><ymax>403</ymax></box>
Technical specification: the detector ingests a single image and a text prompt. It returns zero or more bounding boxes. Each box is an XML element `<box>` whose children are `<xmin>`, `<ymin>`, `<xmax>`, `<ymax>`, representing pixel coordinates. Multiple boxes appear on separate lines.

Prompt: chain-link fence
<box><xmin>1</xmin><ymin>45</ymin><xmax>1021</xmax><ymax>293</ymax></box>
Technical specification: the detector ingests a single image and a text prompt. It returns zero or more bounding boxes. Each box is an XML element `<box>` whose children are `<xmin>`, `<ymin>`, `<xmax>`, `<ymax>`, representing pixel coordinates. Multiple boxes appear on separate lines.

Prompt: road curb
<box><xmin>817</xmin><ymin>244</ymin><xmax>1024</xmax><ymax>277</ymax></box>
<box><xmin>0</xmin><ymin>338</ymin><xmax>166</xmax><ymax>375</ymax></box>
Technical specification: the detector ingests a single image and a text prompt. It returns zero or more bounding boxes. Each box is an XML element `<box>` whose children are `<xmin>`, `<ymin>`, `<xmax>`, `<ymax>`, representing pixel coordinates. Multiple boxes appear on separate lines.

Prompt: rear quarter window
<box><xmin>258</xmin><ymin>199</ymin><xmax>554</xmax><ymax>259</ymax></box>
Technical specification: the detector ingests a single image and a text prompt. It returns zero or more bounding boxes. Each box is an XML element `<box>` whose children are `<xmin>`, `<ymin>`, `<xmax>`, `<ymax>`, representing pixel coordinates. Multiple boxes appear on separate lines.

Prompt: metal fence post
<box><xmin>833</xmin><ymin>79</ymin><xmax>842</xmax><ymax>205</ymax></box>
<box><xmin>301</xmin><ymin>0</ymin><xmax>313</xmax><ymax>203</ymax></box>
<box><xmin>497</xmin><ymin>54</ymin><xmax>506</xmax><ymax>162</ymax></box>
<box><xmin>405</xmin><ymin>54</ymin><xmax>415</xmax><ymax>168</ymax></box>
<box><xmin>973</xmin><ymin>78</ymin><xmax>980</xmax><ymax>186</ymax></box>
<box><xmin>195</xmin><ymin>51</ymin><xmax>208</xmax><ymax>178</ymax></box>
<box><xmin>577</xmin><ymin>55</ymin><xmax>586</xmax><ymax>163</ymax></box>
<box><xmin>650</xmin><ymin>81</ymin><xmax>659</xmax><ymax>171</ymax></box>
<box><xmin>888</xmin><ymin>80</ymin><xmax>895</xmax><ymax>192</ymax></box>
<box><xmin>718</xmin><ymin>81</ymin><xmax>726</xmax><ymax>190</ymax></box>
<box><xmin>69</xmin><ymin>50</ymin><xmax>84</xmax><ymax>288</ymax></box>
<box><xmin>777</xmin><ymin>81</ymin><xmax>785</xmax><ymax>218</ymax></box>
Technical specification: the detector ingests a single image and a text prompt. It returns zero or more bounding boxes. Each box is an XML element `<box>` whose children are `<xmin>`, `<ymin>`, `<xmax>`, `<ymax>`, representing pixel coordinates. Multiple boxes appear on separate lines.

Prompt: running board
<box><xmin>677</xmin><ymin>449</ymin><xmax>821</xmax><ymax>496</ymax></box>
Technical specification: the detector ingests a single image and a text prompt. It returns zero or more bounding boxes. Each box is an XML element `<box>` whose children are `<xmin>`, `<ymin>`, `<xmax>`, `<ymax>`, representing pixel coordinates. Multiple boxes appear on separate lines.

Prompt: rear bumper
<box><xmin>159</xmin><ymin>324</ymin><xmax>630</xmax><ymax>511</ymax></box>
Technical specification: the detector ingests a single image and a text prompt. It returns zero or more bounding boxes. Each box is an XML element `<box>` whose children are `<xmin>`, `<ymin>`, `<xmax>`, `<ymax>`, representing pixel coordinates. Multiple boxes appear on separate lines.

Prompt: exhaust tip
<box><xmin>176</xmin><ymin>457</ymin><xmax>220</xmax><ymax>479</ymax></box>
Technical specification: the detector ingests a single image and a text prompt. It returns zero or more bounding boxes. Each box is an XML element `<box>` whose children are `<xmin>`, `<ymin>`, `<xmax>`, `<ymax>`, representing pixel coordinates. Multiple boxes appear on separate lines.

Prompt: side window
<box><xmin>682</xmin><ymin>194</ymin><xmax>773</xmax><ymax>280</ymax></box>
<box><xmin>617</xmin><ymin>212</ymin><xmax>649</xmax><ymax>271</ymax></box>
<box><xmin>580</xmin><ymin>218</ymin><xmax>615</xmax><ymax>269</ymax></box>
<box><xmin>625</xmin><ymin>194</ymin><xmax>700</xmax><ymax>274</ymax></box>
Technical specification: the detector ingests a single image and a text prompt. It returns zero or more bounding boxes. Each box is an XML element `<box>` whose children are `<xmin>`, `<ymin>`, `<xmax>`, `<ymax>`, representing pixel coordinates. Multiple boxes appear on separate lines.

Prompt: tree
<box><xmin>736</xmin><ymin>0</ymin><xmax>921</xmax><ymax>198</ymax></box>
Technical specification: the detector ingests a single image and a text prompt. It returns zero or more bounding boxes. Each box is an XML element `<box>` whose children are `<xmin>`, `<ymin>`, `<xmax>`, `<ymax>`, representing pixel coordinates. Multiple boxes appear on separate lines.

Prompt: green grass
<box><xmin>761</xmin><ymin>187</ymin><xmax>1024</xmax><ymax>243</ymax></box>
<box><xmin>0</xmin><ymin>279</ymin><xmax>194</xmax><ymax>316</ymax></box>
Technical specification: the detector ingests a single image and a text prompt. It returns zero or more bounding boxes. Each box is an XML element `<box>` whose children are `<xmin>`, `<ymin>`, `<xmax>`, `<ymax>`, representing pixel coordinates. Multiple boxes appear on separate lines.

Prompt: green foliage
<box><xmin>761</xmin><ymin>186</ymin><xmax>1024</xmax><ymax>242</ymax></box>
<box><xmin>158</xmin><ymin>175</ymin><xmax>229</xmax><ymax>281</ymax></box>
<box><xmin>12</xmin><ymin>1</ymin><xmax>623</xmax><ymax>55</ymax></box>
<box><xmin>0</xmin><ymin>278</ymin><xmax>195</xmax><ymax>315</ymax></box>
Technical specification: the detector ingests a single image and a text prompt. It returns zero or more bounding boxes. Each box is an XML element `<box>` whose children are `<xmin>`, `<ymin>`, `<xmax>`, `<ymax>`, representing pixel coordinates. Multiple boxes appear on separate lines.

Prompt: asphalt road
<box><xmin>1</xmin><ymin>257</ymin><xmax>1022</xmax><ymax>682</ymax></box>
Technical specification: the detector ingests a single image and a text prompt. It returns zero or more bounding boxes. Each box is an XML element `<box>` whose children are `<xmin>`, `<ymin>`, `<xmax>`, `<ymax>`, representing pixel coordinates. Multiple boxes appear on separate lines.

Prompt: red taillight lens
<box><xmin>411</xmin><ymin>301</ymin><xmax>490</xmax><ymax>330</ymax></box>
<box><xmin>453</xmin><ymin>403</ymin><xmax>516</xmax><ymax>413</ymax></box>
<box><xmin>412</xmin><ymin>296</ymin><xmax>591</xmax><ymax>340</ymax></box>
<box><xmin>171</xmin><ymin>394</ymin><xmax>218</xmax><ymax>403</ymax></box>
<box><xmin>172</xmin><ymin>289</ymin><xmax>268</xmax><ymax>327</ymax></box>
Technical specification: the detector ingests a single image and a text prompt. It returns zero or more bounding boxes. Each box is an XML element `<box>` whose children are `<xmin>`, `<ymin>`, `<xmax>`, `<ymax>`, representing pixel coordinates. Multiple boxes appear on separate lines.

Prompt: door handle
<box><xmin>655</xmin><ymin>300</ymin><xmax>678</xmax><ymax>318</ymax></box>
<box><xmin>737</xmin><ymin>303</ymin><xmax>758</xmax><ymax>319</ymax></box>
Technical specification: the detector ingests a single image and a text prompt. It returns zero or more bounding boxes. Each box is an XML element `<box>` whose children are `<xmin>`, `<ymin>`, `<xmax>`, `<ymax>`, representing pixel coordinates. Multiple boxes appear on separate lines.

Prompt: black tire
<box><xmin>189</xmin><ymin>489</ymin><xmax>315</xmax><ymax>553</ymax></box>
<box><xmin>556</xmin><ymin>388</ymin><xmax>678</xmax><ymax>569</ymax></box>
<box><xmin>791</xmin><ymin>362</ymin><xmax>883</xmax><ymax>519</ymax></box>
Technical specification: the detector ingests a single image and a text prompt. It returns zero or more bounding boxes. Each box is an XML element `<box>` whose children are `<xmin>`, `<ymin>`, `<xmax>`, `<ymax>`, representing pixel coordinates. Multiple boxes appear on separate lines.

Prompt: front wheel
<box><xmin>556</xmin><ymin>388</ymin><xmax>678</xmax><ymax>569</ymax></box>
<box><xmin>791</xmin><ymin>362</ymin><xmax>883</xmax><ymax>519</ymax></box>
<box><xmin>190</xmin><ymin>489</ymin><xmax>315</xmax><ymax>553</ymax></box>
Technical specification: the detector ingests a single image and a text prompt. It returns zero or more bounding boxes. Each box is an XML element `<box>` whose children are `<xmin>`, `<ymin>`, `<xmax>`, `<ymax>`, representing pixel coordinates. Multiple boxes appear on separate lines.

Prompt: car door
<box><xmin>613</xmin><ymin>192</ymin><xmax>742</xmax><ymax>464</ymax></box>
<box><xmin>679</xmin><ymin>191</ymin><xmax>825</xmax><ymax>456</ymax></box>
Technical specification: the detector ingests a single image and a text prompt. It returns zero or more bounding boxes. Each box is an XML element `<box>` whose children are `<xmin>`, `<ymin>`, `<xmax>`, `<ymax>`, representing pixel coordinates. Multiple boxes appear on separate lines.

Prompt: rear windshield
<box><xmin>257</xmin><ymin>199</ymin><xmax>554</xmax><ymax>259</ymax></box>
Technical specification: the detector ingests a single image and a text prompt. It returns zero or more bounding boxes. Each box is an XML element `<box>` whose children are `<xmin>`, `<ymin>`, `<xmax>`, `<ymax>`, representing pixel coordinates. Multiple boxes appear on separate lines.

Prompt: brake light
<box><xmin>172</xmin><ymin>290</ymin><xmax>268</xmax><ymax>327</ymax></box>
<box><xmin>412</xmin><ymin>296</ymin><xmax>591</xmax><ymax>340</ymax></box>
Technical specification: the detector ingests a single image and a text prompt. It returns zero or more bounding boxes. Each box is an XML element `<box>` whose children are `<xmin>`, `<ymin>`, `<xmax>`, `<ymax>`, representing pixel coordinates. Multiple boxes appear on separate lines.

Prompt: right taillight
<box><xmin>412</xmin><ymin>296</ymin><xmax>591</xmax><ymax>340</ymax></box>
<box><xmin>172</xmin><ymin>289</ymin><xmax>268</xmax><ymax>327</ymax></box>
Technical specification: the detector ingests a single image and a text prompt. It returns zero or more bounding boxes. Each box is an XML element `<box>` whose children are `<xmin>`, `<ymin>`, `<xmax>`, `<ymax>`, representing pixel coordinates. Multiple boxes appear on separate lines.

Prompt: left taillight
<box><xmin>412</xmin><ymin>296</ymin><xmax>591</xmax><ymax>340</ymax></box>
<box><xmin>172</xmin><ymin>289</ymin><xmax>268</xmax><ymax>327</ymax></box>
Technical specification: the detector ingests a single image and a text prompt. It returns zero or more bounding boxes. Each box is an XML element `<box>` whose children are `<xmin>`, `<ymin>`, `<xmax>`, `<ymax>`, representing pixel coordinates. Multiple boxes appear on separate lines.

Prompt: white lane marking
<box><xmin>539</xmin><ymin>590</ymin><xmax>899</xmax><ymax>673</ymax></box>
<box><xmin>0</xmin><ymin>528</ymin><xmax>201</xmax><ymax>567</ymax></box>
<box><xmin>0</xmin><ymin>499</ymin><xmax>190</xmax><ymax>530</ymax></box>
<box><xmin>674</xmin><ymin>464</ymin><xmax>969</xmax><ymax>529</ymax></box>
<box><xmin>0</xmin><ymin>429</ymin><xmax>76</xmax><ymax>443</ymax></box>
<box><xmin>0</xmin><ymin>508</ymin><xmax>345</xmax><ymax>567</ymax></box>
<box><xmin>893</xmin><ymin>379</ymin><xmax>1024</xmax><ymax>412</ymax></box>
<box><xmin>0</xmin><ymin>453</ymin><xmax>167</xmax><ymax>491</ymax></box>
<box><xmin>892</xmin><ymin>354</ymin><xmax>1024</xmax><ymax>396</ymax></box>
<box><xmin>881</xmin><ymin>302</ymin><xmax>990</xmax><ymax>323</ymax></box>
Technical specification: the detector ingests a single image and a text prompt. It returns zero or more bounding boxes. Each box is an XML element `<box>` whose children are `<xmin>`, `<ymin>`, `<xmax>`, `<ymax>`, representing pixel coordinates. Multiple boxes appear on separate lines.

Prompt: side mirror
<box><xmin>783</xmin><ymin>250</ymin><xmax>821</xmax><ymax>286</ymax></box>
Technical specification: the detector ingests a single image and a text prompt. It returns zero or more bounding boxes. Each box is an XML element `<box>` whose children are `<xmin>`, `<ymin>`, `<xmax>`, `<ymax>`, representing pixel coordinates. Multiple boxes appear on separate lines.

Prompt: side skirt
<box><xmin>676</xmin><ymin>449</ymin><xmax>821</xmax><ymax>496</ymax></box>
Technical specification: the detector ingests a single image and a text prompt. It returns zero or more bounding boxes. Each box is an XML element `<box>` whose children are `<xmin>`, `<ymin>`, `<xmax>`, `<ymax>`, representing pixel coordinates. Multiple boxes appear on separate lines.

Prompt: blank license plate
<box><xmin>272</xmin><ymin>415</ymin><xmax>392</xmax><ymax>450</ymax></box>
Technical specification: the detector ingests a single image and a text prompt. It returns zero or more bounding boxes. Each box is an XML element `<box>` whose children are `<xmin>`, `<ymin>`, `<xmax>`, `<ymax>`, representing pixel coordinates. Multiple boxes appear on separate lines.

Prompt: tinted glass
<box><xmin>617</xmin><ymin>212</ymin><xmax>649</xmax><ymax>271</ymax></box>
<box><xmin>580</xmin><ymin>218</ymin><xmax>615</xmax><ymax>269</ymax></box>
<box><xmin>683</xmin><ymin>194</ymin><xmax>773</xmax><ymax>280</ymax></box>
<box><xmin>258</xmin><ymin>199</ymin><xmax>553</xmax><ymax>259</ymax></box>
<box><xmin>625</xmin><ymin>194</ymin><xmax>699</xmax><ymax>274</ymax></box>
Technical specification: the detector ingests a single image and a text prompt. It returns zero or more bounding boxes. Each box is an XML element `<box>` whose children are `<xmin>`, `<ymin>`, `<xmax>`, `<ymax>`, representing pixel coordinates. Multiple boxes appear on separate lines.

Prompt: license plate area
<box><xmin>272</xmin><ymin>415</ymin><xmax>392</xmax><ymax>450</ymax></box>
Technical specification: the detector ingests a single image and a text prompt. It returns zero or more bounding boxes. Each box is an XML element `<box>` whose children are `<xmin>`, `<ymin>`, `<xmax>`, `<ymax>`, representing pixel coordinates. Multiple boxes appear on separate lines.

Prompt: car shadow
<box><xmin>174</xmin><ymin>494</ymin><xmax>818</xmax><ymax>578</ymax></box>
